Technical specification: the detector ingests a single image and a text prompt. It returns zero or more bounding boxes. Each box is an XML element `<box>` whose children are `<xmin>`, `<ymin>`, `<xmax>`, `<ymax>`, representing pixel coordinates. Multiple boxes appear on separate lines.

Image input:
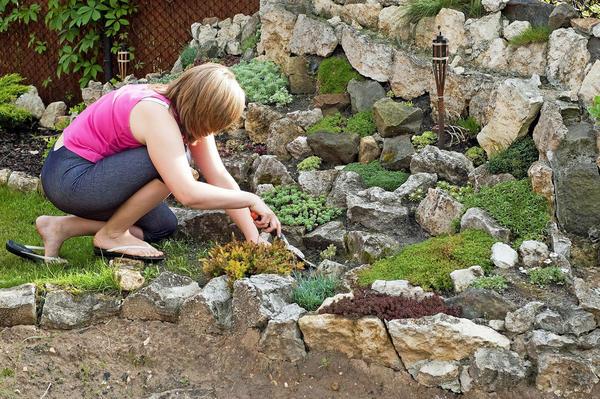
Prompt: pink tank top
<box><xmin>63</xmin><ymin>84</ymin><xmax>171</xmax><ymax>163</ymax></box>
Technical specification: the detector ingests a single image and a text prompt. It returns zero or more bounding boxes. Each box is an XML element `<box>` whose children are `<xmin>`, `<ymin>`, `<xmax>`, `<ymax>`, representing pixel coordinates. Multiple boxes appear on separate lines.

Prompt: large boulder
<box><xmin>121</xmin><ymin>272</ymin><xmax>200</xmax><ymax>322</ymax></box>
<box><xmin>303</xmin><ymin>220</ymin><xmax>346</xmax><ymax>252</ymax></box>
<box><xmin>283</xmin><ymin>55</ymin><xmax>317</xmax><ymax>95</ymax></box>
<box><xmin>245</xmin><ymin>103</ymin><xmax>283</xmax><ymax>144</ymax></box>
<box><xmin>347</xmin><ymin>79</ymin><xmax>386</xmax><ymax>113</ymax></box>
<box><xmin>327</xmin><ymin>170</ymin><xmax>365</xmax><ymax>208</ymax></box>
<box><xmin>389</xmin><ymin>49</ymin><xmax>430</xmax><ymax>99</ymax></box>
<box><xmin>286</xmin><ymin>136</ymin><xmax>312</xmax><ymax>160</ymax></box>
<box><xmin>549</xmin><ymin>3</ymin><xmax>579</xmax><ymax>30</ymax></box>
<box><xmin>546</xmin><ymin>28</ymin><xmax>591</xmax><ymax>92</ymax></box>
<box><xmin>250</xmin><ymin>155</ymin><xmax>295</xmax><ymax>190</ymax></box>
<box><xmin>379</xmin><ymin>135</ymin><xmax>415</xmax><ymax>170</ymax></box>
<box><xmin>466</xmin><ymin>348</ymin><xmax>529</xmax><ymax>392</ymax></box>
<box><xmin>288</xmin><ymin>14</ymin><xmax>337</xmax><ymax>57</ymax></box>
<box><xmin>41</xmin><ymin>290</ymin><xmax>121</xmax><ymax>329</ymax></box>
<box><xmin>445</xmin><ymin>288</ymin><xmax>517</xmax><ymax>320</ymax></box>
<box><xmin>574</xmin><ymin>277</ymin><xmax>600</xmax><ymax>316</ymax></box>
<box><xmin>307</xmin><ymin>131</ymin><xmax>360</xmax><ymax>164</ymax></box>
<box><xmin>505</xmin><ymin>301</ymin><xmax>545</xmax><ymax>333</ymax></box>
<box><xmin>340</xmin><ymin>3</ymin><xmax>382</xmax><ymax>29</ymax></box>
<box><xmin>536</xmin><ymin>351</ymin><xmax>599</xmax><ymax>397</ymax></box>
<box><xmin>387</xmin><ymin>314</ymin><xmax>511</xmax><ymax>371</ymax></box>
<box><xmin>373</xmin><ymin>98</ymin><xmax>423</xmax><ymax>137</ymax></box>
<box><xmin>341</xmin><ymin>27</ymin><xmax>393</xmax><ymax>82</ymax></box>
<box><xmin>266</xmin><ymin>117</ymin><xmax>304</xmax><ymax>160</ymax></box>
<box><xmin>502</xmin><ymin>0</ymin><xmax>554</xmax><ymax>27</ymax></box>
<box><xmin>14</xmin><ymin>86</ymin><xmax>44</xmax><ymax>119</ymax></box>
<box><xmin>232</xmin><ymin>274</ymin><xmax>294</xmax><ymax>330</ymax></box>
<box><xmin>410</xmin><ymin>145</ymin><xmax>474</xmax><ymax>185</ymax></box>
<box><xmin>416</xmin><ymin>188</ymin><xmax>464</xmax><ymax>236</ymax></box>
<box><xmin>178</xmin><ymin>276</ymin><xmax>232</xmax><ymax>335</ymax></box>
<box><xmin>394</xmin><ymin>172</ymin><xmax>438</xmax><ymax>199</ymax></box>
<box><xmin>379</xmin><ymin>6</ymin><xmax>412</xmax><ymax>42</ymax></box>
<box><xmin>0</xmin><ymin>284</ymin><xmax>36</xmax><ymax>327</ymax></box>
<box><xmin>298</xmin><ymin>314</ymin><xmax>403</xmax><ymax>369</ymax></box>
<box><xmin>460</xmin><ymin>208</ymin><xmax>511</xmax><ymax>242</ymax></box>
<box><xmin>532</xmin><ymin>99</ymin><xmax>578</xmax><ymax>160</ymax></box>
<box><xmin>435</xmin><ymin>8</ymin><xmax>466</xmax><ymax>54</ymax></box>
<box><xmin>259</xmin><ymin>303</ymin><xmax>307</xmax><ymax>361</ymax></box>
<box><xmin>535</xmin><ymin>306</ymin><xmax>596</xmax><ymax>336</ymax></box>
<box><xmin>40</xmin><ymin>101</ymin><xmax>67</xmax><ymax>129</ymax></box>
<box><xmin>579</xmin><ymin>60</ymin><xmax>600</xmax><ymax>107</ymax></box>
<box><xmin>259</xmin><ymin>0</ymin><xmax>313</xmax><ymax>16</ymax></box>
<box><xmin>257</xmin><ymin>9</ymin><xmax>297</xmax><ymax>65</ymax></box>
<box><xmin>171</xmin><ymin>207</ymin><xmax>239</xmax><ymax>243</ymax></box>
<box><xmin>476</xmin><ymin>75</ymin><xmax>543</xmax><ymax>156</ymax></box>
<box><xmin>411</xmin><ymin>360</ymin><xmax>461</xmax><ymax>393</ymax></box>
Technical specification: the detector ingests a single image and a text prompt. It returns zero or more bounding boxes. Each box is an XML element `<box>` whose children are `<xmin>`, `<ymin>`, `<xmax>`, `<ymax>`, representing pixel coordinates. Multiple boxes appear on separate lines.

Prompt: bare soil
<box><xmin>0</xmin><ymin>318</ymin><xmax>571</xmax><ymax>399</ymax></box>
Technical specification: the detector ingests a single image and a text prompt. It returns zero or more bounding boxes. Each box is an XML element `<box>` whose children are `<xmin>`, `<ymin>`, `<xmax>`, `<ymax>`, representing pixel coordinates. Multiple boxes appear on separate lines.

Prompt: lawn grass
<box><xmin>0</xmin><ymin>186</ymin><xmax>207</xmax><ymax>292</ymax></box>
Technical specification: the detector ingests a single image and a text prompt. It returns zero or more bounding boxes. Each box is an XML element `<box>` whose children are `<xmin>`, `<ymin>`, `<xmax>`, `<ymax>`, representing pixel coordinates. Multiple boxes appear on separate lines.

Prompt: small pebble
<box><xmin>49</xmin><ymin>347</ymin><xmax>56</xmax><ymax>354</ymax></box>
<box><xmin>330</xmin><ymin>382</ymin><xmax>340</xmax><ymax>391</ymax></box>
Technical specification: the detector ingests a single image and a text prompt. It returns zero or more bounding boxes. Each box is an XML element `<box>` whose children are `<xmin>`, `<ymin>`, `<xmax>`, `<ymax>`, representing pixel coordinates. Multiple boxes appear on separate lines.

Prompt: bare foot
<box><xmin>93</xmin><ymin>229</ymin><xmax>163</xmax><ymax>258</ymax></box>
<box><xmin>36</xmin><ymin>215</ymin><xmax>68</xmax><ymax>258</ymax></box>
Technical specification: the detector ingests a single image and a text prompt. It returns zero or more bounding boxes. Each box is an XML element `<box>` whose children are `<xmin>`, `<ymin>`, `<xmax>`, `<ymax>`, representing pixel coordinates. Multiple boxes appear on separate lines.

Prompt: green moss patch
<box><xmin>317</xmin><ymin>56</ymin><xmax>362</xmax><ymax>94</ymax></box>
<box><xmin>487</xmin><ymin>135</ymin><xmax>539</xmax><ymax>179</ymax></box>
<box><xmin>358</xmin><ymin>230</ymin><xmax>495</xmax><ymax>292</ymax></box>
<box><xmin>306</xmin><ymin>112</ymin><xmax>345</xmax><ymax>134</ymax></box>
<box><xmin>463</xmin><ymin>179</ymin><xmax>550</xmax><ymax>243</ymax></box>
<box><xmin>306</xmin><ymin>110</ymin><xmax>375</xmax><ymax>137</ymax></box>
<box><xmin>344</xmin><ymin>161</ymin><xmax>409</xmax><ymax>191</ymax></box>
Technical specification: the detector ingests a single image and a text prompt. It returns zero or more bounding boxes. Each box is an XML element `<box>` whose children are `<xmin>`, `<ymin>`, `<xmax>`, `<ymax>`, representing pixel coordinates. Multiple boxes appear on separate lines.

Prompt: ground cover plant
<box><xmin>261</xmin><ymin>185</ymin><xmax>342</xmax><ymax>231</ymax></box>
<box><xmin>316</xmin><ymin>56</ymin><xmax>362</xmax><ymax>94</ymax></box>
<box><xmin>306</xmin><ymin>113</ymin><xmax>344</xmax><ymax>134</ymax></box>
<box><xmin>345</xmin><ymin>110</ymin><xmax>376</xmax><ymax>137</ymax></box>
<box><xmin>297</xmin><ymin>156</ymin><xmax>322</xmax><ymax>171</ymax></box>
<box><xmin>292</xmin><ymin>273</ymin><xmax>340</xmax><ymax>311</ymax></box>
<box><xmin>588</xmin><ymin>95</ymin><xmax>600</xmax><ymax>124</ymax></box>
<box><xmin>463</xmin><ymin>179</ymin><xmax>550</xmax><ymax>243</ymax></box>
<box><xmin>344</xmin><ymin>161</ymin><xmax>409</xmax><ymax>191</ymax></box>
<box><xmin>0</xmin><ymin>73</ymin><xmax>32</xmax><ymax>130</ymax></box>
<box><xmin>179</xmin><ymin>44</ymin><xmax>197</xmax><ymax>69</ymax></box>
<box><xmin>411</xmin><ymin>131</ymin><xmax>437</xmax><ymax>151</ymax></box>
<box><xmin>436</xmin><ymin>181</ymin><xmax>474</xmax><ymax>202</ymax></box>
<box><xmin>202</xmin><ymin>239</ymin><xmax>303</xmax><ymax>285</ymax></box>
<box><xmin>230</xmin><ymin>59</ymin><xmax>292</xmax><ymax>106</ymax></box>
<box><xmin>358</xmin><ymin>230</ymin><xmax>495</xmax><ymax>292</ymax></box>
<box><xmin>470</xmin><ymin>275</ymin><xmax>508</xmax><ymax>292</ymax></box>
<box><xmin>241</xmin><ymin>25</ymin><xmax>261</xmax><ymax>52</ymax></box>
<box><xmin>403</xmin><ymin>0</ymin><xmax>483</xmax><ymax>24</ymax></box>
<box><xmin>529</xmin><ymin>266</ymin><xmax>567</xmax><ymax>287</ymax></box>
<box><xmin>465</xmin><ymin>146</ymin><xmax>486</xmax><ymax>166</ymax></box>
<box><xmin>487</xmin><ymin>135</ymin><xmax>538</xmax><ymax>179</ymax></box>
<box><xmin>319</xmin><ymin>288</ymin><xmax>461</xmax><ymax>320</ymax></box>
<box><xmin>508</xmin><ymin>26</ymin><xmax>551</xmax><ymax>46</ymax></box>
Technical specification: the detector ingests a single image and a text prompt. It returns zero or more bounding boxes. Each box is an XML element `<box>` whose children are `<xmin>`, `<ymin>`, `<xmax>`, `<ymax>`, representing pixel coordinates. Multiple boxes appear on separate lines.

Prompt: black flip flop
<box><xmin>93</xmin><ymin>245</ymin><xmax>165</xmax><ymax>263</ymax></box>
<box><xmin>6</xmin><ymin>240</ymin><xmax>68</xmax><ymax>264</ymax></box>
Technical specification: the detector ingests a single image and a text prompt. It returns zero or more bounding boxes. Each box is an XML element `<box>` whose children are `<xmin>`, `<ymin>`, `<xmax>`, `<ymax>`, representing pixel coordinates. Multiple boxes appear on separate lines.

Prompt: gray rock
<box><xmin>285</xmin><ymin>56</ymin><xmax>316</xmax><ymax>96</ymax></box>
<box><xmin>341</xmin><ymin>27</ymin><xmax>393</xmax><ymax>82</ymax></box>
<box><xmin>536</xmin><ymin>351</ymin><xmax>599</xmax><ymax>396</ymax></box>
<box><xmin>259</xmin><ymin>0</ymin><xmax>313</xmax><ymax>16</ymax></box>
<box><xmin>0</xmin><ymin>168</ymin><xmax>10</xmax><ymax>185</ymax></box>
<box><xmin>359</xmin><ymin>135</ymin><xmax>381</xmax><ymax>164</ymax></box>
<box><xmin>528</xmin><ymin>330</ymin><xmax>577</xmax><ymax>356</ymax></box>
<box><xmin>371</xmin><ymin>280</ymin><xmax>434</xmax><ymax>301</ymax></box>
<box><xmin>7</xmin><ymin>171</ymin><xmax>40</xmax><ymax>193</ymax></box>
<box><xmin>307</xmin><ymin>131</ymin><xmax>360</xmax><ymax>165</ymax></box>
<box><xmin>394</xmin><ymin>173</ymin><xmax>438</xmax><ymax>199</ymax></box>
<box><xmin>232</xmin><ymin>274</ymin><xmax>294</xmax><ymax>330</ymax></box>
<box><xmin>389</xmin><ymin>48</ymin><xmax>431</xmax><ymax>99</ymax></box>
<box><xmin>379</xmin><ymin>135</ymin><xmax>415</xmax><ymax>170</ymax></box>
<box><xmin>410</xmin><ymin>145</ymin><xmax>474</xmax><ymax>185</ymax></box>
<box><xmin>303</xmin><ymin>220</ymin><xmax>346</xmax><ymax>252</ymax></box>
<box><xmin>347</xmin><ymin>79</ymin><xmax>386</xmax><ymax>113</ymax></box>
<box><xmin>250</xmin><ymin>155</ymin><xmax>295</xmax><ymax>190</ymax></box>
<box><xmin>288</xmin><ymin>14</ymin><xmax>337</xmax><ymax>57</ymax></box>
<box><xmin>411</xmin><ymin>360</ymin><xmax>461</xmax><ymax>393</ymax></box>
<box><xmin>41</xmin><ymin>290</ymin><xmax>121</xmax><ymax>329</ymax></box>
<box><xmin>468</xmin><ymin>348</ymin><xmax>528</xmax><ymax>392</ymax></box>
<box><xmin>298</xmin><ymin>169</ymin><xmax>339</xmax><ymax>197</ymax></box>
<box><xmin>345</xmin><ymin>230</ymin><xmax>400</xmax><ymax>264</ymax></box>
<box><xmin>255</xmin><ymin>184</ymin><xmax>274</xmax><ymax>196</ymax></box>
<box><xmin>503</xmin><ymin>20</ymin><xmax>531</xmax><ymax>42</ymax></box>
<box><xmin>241</xmin><ymin>13</ymin><xmax>260</xmax><ymax>43</ymax></box>
<box><xmin>266</xmin><ymin>117</ymin><xmax>304</xmax><ymax>161</ymax></box>
<box><xmin>546</xmin><ymin>28</ymin><xmax>591</xmax><ymax>93</ymax></box>
<box><xmin>535</xmin><ymin>306</ymin><xmax>597</xmax><ymax>338</ymax></box>
<box><xmin>14</xmin><ymin>86</ymin><xmax>44</xmax><ymax>119</ymax></box>
<box><xmin>578</xmin><ymin>329</ymin><xmax>600</xmax><ymax>349</ymax></box>
<box><xmin>548</xmin><ymin>3</ymin><xmax>579</xmax><ymax>30</ymax></box>
<box><xmin>259</xmin><ymin>303</ymin><xmax>307</xmax><ymax>361</ymax></box>
<box><xmin>416</xmin><ymin>188</ymin><xmax>464</xmax><ymax>236</ymax></box>
<box><xmin>0</xmin><ymin>284</ymin><xmax>36</xmax><ymax>327</ymax></box>
<box><xmin>327</xmin><ymin>170</ymin><xmax>365</xmax><ymax>208</ymax></box>
<box><xmin>81</xmin><ymin>81</ymin><xmax>102</xmax><ymax>105</ymax></box>
<box><xmin>491</xmin><ymin>242</ymin><xmax>518</xmax><ymax>269</ymax></box>
<box><xmin>171</xmin><ymin>207</ymin><xmax>240</xmax><ymax>243</ymax></box>
<box><xmin>549</xmin><ymin>122</ymin><xmax>600</xmax><ymax>236</ymax></box>
<box><xmin>286</xmin><ymin>108</ymin><xmax>322</xmax><ymax>130</ymax></box>
<box><xmin>121</xmin><ymin>272</ymin><xmax>200</xmax><ymax>322</ymax></box>
<box><xmin>461</xmin><ymin>208</ymin><xmax>511</xmax><ymax>242</ymax></box>
<box><xmin>373</xmin><ymin>98</ymin><xmax>423</xmax><ymax>137</ymax></box>
<box><xmin>574</xmin><ymin>277</ymin><xmax>600</xmax><ymax>316</ymax></box>
<box><xmin>482</xmin><ymin>0</ymin><xmax>509</xmax><ymax>12</ymax></box>
<box><xmin>450</xmin><ymin>266</ymin><xmax>485</xmax><ymax>293</ymax></box>
<box><xmin>468</xmin><ymin>165</ymin><xmax>516</xmax><ymax>191</ymax></box>
<box><xmin>445</xmin><ymin>288</ymin><xmax>517</xmax><ymax>320</ymax></box>
<box><xmin>244</xmin><ymin>103</ymin><xmax>283</xmax><ymax>144</ymax></box>
<box><xmin>519</xmin><ymin>240</ymin><xmax>550</xmax><ymax>268</ymax></box>
<box><xmin>316</xmin><ymin>260</ymin><xmax>349</xmax><ymax>279</ymax></box>
<box><xmin>286</xmin><ymin>136</ymin><xmax>313</xmax><ymax>160</ymax></box>
<box><xmin>40</xmin><ymin>101</ymin><xmax>67</xmax><ymax>129</ymax></box>
<box><xmin>178</xmin><ymin>276</ymin><xmax>232</xmax><ymax>335</ymax></box>
<box><xmin>222</xmin><ymin>152</ymin><xmax>256</xmax><ymax>188</ymax></box>
<box><xmin>505</xmin><ymin>301</ymin><xmax>545</xmax><ymax>334</ymax></box>
<box><xmin>502</xmin><ymin>0</ymin><xmax>554</xmax><ymax>27</ymax></box>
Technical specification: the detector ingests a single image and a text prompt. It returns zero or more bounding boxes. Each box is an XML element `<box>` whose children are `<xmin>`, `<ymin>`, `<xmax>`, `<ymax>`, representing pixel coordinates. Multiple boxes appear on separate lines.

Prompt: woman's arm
<box><xmin>189</xmin><ymin>135</ymin><xmax>262</xmax><ymax>242</ymax></box>
<box><xmin>130</xmin><ymin>101</ymin><xmax>280</xmax><ymax>236</ymax></box>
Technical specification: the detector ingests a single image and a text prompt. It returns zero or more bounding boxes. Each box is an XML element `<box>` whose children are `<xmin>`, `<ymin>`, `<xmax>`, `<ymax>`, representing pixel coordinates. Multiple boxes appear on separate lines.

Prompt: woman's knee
<box><xmin>142</xmin><ymin>210</ymin><xmax>179</xmax><ymax>243</ymax></box>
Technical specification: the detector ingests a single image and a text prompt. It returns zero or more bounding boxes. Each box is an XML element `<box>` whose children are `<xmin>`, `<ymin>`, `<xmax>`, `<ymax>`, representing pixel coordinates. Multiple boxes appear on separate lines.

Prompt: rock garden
<box><xmin>2</xmin><ymin>0</ymin><xmax>600</xmax><ymax>397</ymax></box>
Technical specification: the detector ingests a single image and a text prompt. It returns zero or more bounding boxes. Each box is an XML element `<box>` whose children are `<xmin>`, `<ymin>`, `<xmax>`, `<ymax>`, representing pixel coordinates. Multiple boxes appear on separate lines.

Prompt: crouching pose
<box><xmin>9</xmin><ymin>63</ymin><xmax>280</xmax><ymax>263</ymax></box>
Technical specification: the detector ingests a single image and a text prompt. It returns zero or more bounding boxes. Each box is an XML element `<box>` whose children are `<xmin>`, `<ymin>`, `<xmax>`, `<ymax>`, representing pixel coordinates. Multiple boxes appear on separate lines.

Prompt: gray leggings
<box><xmin>40</xmin><ymin>145</ymin><xmax>177</xmax><ymax>243</ymax></box>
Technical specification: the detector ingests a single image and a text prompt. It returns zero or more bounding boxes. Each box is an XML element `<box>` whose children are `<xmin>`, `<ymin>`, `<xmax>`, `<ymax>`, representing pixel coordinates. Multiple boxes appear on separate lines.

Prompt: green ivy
<box><xmin>231</xmin><ymin>60</ymin><xmax>292</xmax><ymax>106</ymax></box>
<box><xmin>0</xmin><ymin>1</ymin><xmax>41</xmax><ymax>32</ymax></box>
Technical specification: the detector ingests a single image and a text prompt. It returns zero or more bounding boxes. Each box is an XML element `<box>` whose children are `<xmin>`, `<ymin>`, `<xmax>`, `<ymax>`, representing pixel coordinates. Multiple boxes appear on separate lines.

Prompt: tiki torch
<box><xmin>433</xmin><ymin>28</ymin><xmax>449</xmax><ymax>148</ymax></box>
<box><xmin>117</xmin><ymin>44</ymin><xmax>130</xmax><ymax>80</ymax></box>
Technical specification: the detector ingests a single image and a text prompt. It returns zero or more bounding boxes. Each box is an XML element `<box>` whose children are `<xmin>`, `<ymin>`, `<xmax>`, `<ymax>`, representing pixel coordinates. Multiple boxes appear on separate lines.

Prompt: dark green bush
<box><xmin>344</xmin><ymin>161</ymin><xmax>409</xmax><ymax>191</ymax></box>
<box><xmin>463</xmin><ymin>179</ymin><xmax>550</xmax><ymax>243</ymax></box>
<box><xmin>465</xmin><ymin>146</ymin><xmax>487</xmax><ymax>167</ymax></box>
<box><xmin>293</xmin><ymin>273</ymin><xmax>340</xmax><ymax>311</ymax></box>
<box><xmin>317</xmin><ymin>56</ymin><xmax>362</xmax><ymax>94</ymax></box>
<box><xmin>358</xmin><ymin>230</ymin><xmax>495</xmax><ymax>292</ymax></box>
<box><xmin>487</xmin><ymin>136</ymin><xmax>539</xmax><ymax>179</ymax></box>
<box><xmin>262</xmin><ymin>185</ymin><xmax>342</xmax><ymax>231</ymax></box>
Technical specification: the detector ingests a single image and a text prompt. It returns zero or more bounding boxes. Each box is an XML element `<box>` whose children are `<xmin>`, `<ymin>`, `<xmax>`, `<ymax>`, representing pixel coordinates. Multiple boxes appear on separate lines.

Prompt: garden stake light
<box><xmin>433</xmin><ymin>28</ymin><xmax>449</xmax><ymax>148</ymax></box>
<box><xmin>117</xmin><ymin>45</ymin><xmax>130</xmax><ymax>80</ymax></box>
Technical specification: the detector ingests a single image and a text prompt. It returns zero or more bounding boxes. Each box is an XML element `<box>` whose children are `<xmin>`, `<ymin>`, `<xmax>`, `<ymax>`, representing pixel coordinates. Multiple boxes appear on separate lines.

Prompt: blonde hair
<box><xmin>156</xmin><ymin>63</ymin><xmax>245</xmax><ymax>142</ymax></box>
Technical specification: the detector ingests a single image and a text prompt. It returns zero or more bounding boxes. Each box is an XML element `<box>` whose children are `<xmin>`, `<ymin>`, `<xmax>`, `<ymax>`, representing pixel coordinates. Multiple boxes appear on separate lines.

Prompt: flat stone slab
<box><xmin>0</xmin><ymin>283</ymin><xmax>36</xmax><ymax>327</ymax></box>
<box><xmin>41</xmin><ymin>290</ymin><xmax>121</xmax><ymax>330</ymax></box>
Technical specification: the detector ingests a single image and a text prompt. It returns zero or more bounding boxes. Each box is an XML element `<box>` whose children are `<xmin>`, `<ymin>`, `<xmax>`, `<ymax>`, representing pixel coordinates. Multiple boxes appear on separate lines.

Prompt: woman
<box><xmin>10</xmin><ymin>63</ymin><xmax>280</xmax><ymax>263</ymax></box>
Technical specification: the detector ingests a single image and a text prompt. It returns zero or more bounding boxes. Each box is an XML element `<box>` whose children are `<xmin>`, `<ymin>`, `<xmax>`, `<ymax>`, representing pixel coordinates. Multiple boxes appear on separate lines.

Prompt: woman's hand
<box><xmin>250</xmin><ymin>196</ymin><xmax>281</xmax><ymax>236</ymax></box>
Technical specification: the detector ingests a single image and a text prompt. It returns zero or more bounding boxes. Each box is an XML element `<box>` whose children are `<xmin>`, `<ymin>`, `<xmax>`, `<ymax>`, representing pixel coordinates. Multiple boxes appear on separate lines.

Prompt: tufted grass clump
<box><xmin>529</xmin><ymin>266</ymin><xmax>567</xmax><ymax>287</ymax></box>
<box><xmin>470</xmin><ymin>275</ymin><xmax>508</xmax><ymax>292</ymax></box>
<box><xmin>317</xmin><ymin>56</ymin><xmax>362</xmax><ymax>94</ymax></box>
<box><xmin>306</xmin><ymin>112</ymin><xmax>345</xmax><ymax>134</ymax></box>
<box><xmin>412</xmin><ymin>130</ymin><xmax>437</xmax><ymax>151</ymax></box>
<box><xmin>403</xmin><ymin>0</ymin><xmax>483</xmax><ymax>24</ymax></box>
<box><xmin>509</xmin><ymin>26</ymin><xmax>551</xmax><ymax>46</ymax></box>
<box><xmin>179</xmin><ymin>44</ymin><xmax>197</xmax><ymax>69</ymax></box>
<box><xmin>346</xmin><ymin>110</ymin><xmax>376</xmax><ymax>137</ymax></box>
<box><xmin>344</xmin><ymin>161</ymin><xmax>410</xmax><ymax>191</ymax></box>
<box><xmin>292</xmin><ymin>273</ymin><xmax>340</xmax><ymax>311</ymax></box>
<box><xmin>262</xmin><ymin>185</ymin><xmax>342</xmax><ymax>231</ymax></box>
<box><xmin>231</xmin><ymin>60</ymin><xmax>292</xmax><ymax>106</ymax></box>
<box><xmin>486</xmin><ymin>135</ymin><xmax>538</xmax><ymax>179</ymax></box>
<box><xmin>297</xmin><ymin>156</ymin><xmax>322</xmax><ymax>171</ymax></box>
<box><xmin>202</xmin><ymin>239</ymin><xmax>303</xmax><ymax>285</ymax></box>
<box><xmin>357</xmin><ymin>230</ymin><xmax>495</xmax><ymax>292</ymax></box>
<box><xmin>463</xmin><ymin>179</ymin><xmax>550</xmax><ymax>243</ymax></box>
<box><xmin>456</xmin><ymin>116</ymin><xmax>481</xmax><ymax>137</ymax></box>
